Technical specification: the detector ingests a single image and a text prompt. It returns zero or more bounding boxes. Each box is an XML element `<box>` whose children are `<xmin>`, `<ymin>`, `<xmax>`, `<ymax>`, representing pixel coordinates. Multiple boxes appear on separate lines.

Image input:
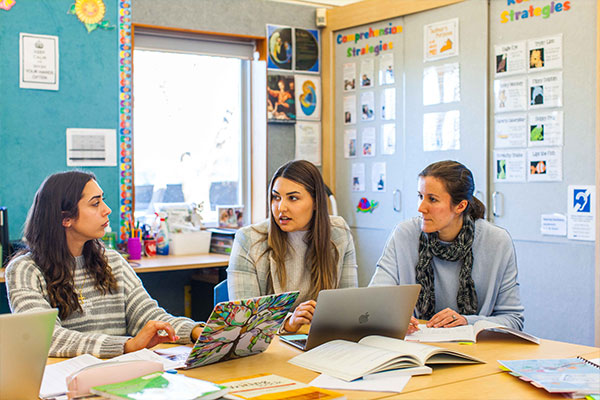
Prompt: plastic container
<box><xmin>155</xmin><ymin>214</ymin><xmax>170</xmax><ymax>255</ymax></box>
<box><xmin>127</xmin><ymin>237</ymin><xmax>142</xmax><ymax>260</ymax></box>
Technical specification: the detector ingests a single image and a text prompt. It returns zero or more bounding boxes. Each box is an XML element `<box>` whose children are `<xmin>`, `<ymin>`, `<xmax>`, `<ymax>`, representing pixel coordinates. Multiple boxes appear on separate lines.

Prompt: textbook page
<box><xmin>405</xmin><ymin>320</ymin><xmax>539</xmax><ymax>344</ymax></box>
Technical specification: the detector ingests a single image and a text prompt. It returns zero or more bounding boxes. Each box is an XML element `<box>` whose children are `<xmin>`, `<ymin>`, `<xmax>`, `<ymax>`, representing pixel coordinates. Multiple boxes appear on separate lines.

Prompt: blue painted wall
<box><xmin>0</xmin><ymin>0</ymin><xmax>119</xmax><ymax>241</ymax></box>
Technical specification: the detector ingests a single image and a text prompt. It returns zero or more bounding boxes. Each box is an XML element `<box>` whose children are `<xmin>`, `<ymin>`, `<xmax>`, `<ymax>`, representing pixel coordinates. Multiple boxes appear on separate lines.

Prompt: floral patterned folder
<box><xmin>184</xmin><ymin>291</ymin><xmax>299</xmax><ymax>369</ymax></box>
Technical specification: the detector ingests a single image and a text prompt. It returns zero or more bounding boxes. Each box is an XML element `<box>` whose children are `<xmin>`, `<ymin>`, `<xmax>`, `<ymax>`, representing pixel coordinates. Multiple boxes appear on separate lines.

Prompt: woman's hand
<box><xmin>124</xmin><ymin>320</ymin><xmax>179</xmax><ymax>353</ymax></box>
<box><xmin>407</xmin><ymin>316</ymin><xmax>420</xmax><ymax>335</ymax></box>
<box><xmin>426</xmin><ymin>307</ymin><xmax>467</xmax><ymax>328</ymax></box>
<box><xmin>284</xmin><ymin>300</ymin><xmax>316</xmax><ymax>333</ymax></box>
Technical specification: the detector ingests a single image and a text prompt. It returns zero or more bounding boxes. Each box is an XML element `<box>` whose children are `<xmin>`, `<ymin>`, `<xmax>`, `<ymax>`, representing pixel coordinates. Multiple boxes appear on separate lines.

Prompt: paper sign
<box><xmin>295</xmin><ymin>121</ymin><xmax>321</xmax><ymax>166</ymax></box>
<box><xmin>494</xmin><ymin>41</ymin><xmax>527</xmax><ymax>76</ymax></box>
<box><xmin>567</xmin><ymin>185</ymin><xmax>596</xmax><ymax>241</ymax></box>
<box><xmin>20</xmin><ymin>33</ymin><xmax>59</xmax><ymax>91</ymax></box>
<box><xmin>494</xmin><ymin>114</ymin><xmax>527</xmax><ymax>148</ymax></box>
<box><xmin>528</xmin><ymin>72</ymin><xmax>562</xmax><ymax>109</ymax></box>
<box><xmin>494</xmin><ymin>150</ymin><xmax>526</xmax><ymax>183</ymax></box>
<box><xmin>66</xmin><ymin>128</ymin><xmax>117</xmax><ymax>167</ymax></box>
<box><xmin>527</xmin><ymin>147</ymin><xmax>562</xmax><ymax>182</ymax></box>
<box><xmin>494</xmin><ymin>77</ymin><xmax>527</xmax><ymax>113</ymax></box>
<box><xmin>540</xmin><ymin>214</ymin><xmax>567</xmax><ymax>236</ymax></box>
<box><xmin>527</xmin><ymin>35</ymin><xmax>562</xmax><ymax>72</ymax></box>
<box><xmin>424</xmin><ymin>18</ymin><xmax>459</xmax><ymax>62</ymax></box>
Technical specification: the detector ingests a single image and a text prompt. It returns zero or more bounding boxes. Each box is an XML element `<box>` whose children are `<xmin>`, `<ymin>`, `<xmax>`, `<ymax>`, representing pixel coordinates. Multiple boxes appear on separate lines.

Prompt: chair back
<box><xmin>214</xmin><ymin>279</ymin><xmax>229</xmax><ymax>306</ymax></box>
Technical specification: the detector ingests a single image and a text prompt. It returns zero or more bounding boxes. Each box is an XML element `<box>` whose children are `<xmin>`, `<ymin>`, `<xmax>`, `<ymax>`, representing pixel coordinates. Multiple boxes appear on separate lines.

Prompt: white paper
<box><xmin>295</xmin><ymin>75</ymin><xmax>321</xmax><ymax>120</ymax></box>
<box><xmin>343</xmin><ymin>62</ymin><xmax>356</xmax><ymax>92</ymax></box>
<box><xmin>371</xmin><ymin>162</ymin><xmax>386</xmax><ymax>192</ymax></box>
<box><xmin>20</xmin><ymin>32</ymin><xmax>59</xmax><ymax>91</ymax></box>
<box><xmin>540</xmin><ymin>213</ymin><xmax>567</xmax><ymax>236</ymax></box>
<box><xmin>343</xmin><ymin>95</ymin><xmax>356</xmax><ymax>125</ymax></box>
<box><xmin>361</xmin><ymin>127</ymin><xmax>376</xmax><ymax>157</ymax></box>
<box><xmin>528</xmin><ymin>111</ymin><xmax>563</xmax><ymax>147</ymax></box>
<box><xmin>494</xmin><ymin>41</ymin><xmax>527</xmax><ymax>76</ymax></box>
<box><xmin>352</xmin><ymin>163</ymin><xmax>365</xmax><ymax>192</ymax></box>
<box><xmin>494</xmin><ymin>77</ymin><xmax>527</xmax><ymax>113</ymax></box>
<box><xmin>494</xmin><ymin>114</ymin><xmax>527</xmax><ymax>148</ymax></box>
<box><xmin>360</xmin><ymin>91</ymin><xmax>375</xmax><ymax>121</ymax></box>
<box><xmin>567</xmin><ymin>185</ymin><xmax>596</xmax><ymax>241</ymax></box>
<box><xmin>344</xmin><ymin>129</ymin><xmax>357</xmax><ymax>158</ymax></box>
<box><xmin>295</xmin><ymin>121</ymin><xmax>321</xmax><ymax>165</ymax></box>
<box><xmin>40</xmin><ymin>354</ymin><xmax>102</xmax><ymax>398</ymax></box>
<box><xmin>381</xmin><ymin>88</ymin><xmax>396</xmax><ymax>120</ymax></box>
<box><xmin>423</xmin><ymin>63</ymin><xmax>460</xmax><ymax>105</ymax></box>
<box><xmin>528</xmin><ymin>34</ymin><xmax>562</xmax><ymax>72</ymax></box>
<box><xmin>310</xmin><ymin>370</ymin><xmax>412</xmax><ymax>393</ymax></box>
<box><xmin>423</xmin><ymin>110</ymin><xmax>460</xmax><ymax>151</ymax></box>
<box><xmin>66</xmin><ymin>128</ymin><xmax>117</xmax><ymax>167</ymax></box>
<box><xmin>424</xmin><ymin>18</ymin><xmax>459</xmax><ymax>62</ymax></box>
<box><xmin>527</xmin><ymin>147</ymin><xmax>562</xmax><ymax>182</ymax></box>
<box><xmin>528</xmin><ymin>72</ymin><xmax>562</xmax><ymax>109</ymax></box>
<box><xmin>494</xmin><ymin>150</ymin><xmax>527</xmax><ymax>183</ymax></box>
<box><xmin>381</xmin><ymin>123</ymin><xmax>396</xmax><ymax>155</ymax></box>
<box><xmin>360</xmin><ymin>59</ymin><xmax>374</xmax><ymax>88</ymax></box>
<box><xmin>378</xmin><ymin>53</ymin><xmax>395</xmax><ymax>85</ymax></box>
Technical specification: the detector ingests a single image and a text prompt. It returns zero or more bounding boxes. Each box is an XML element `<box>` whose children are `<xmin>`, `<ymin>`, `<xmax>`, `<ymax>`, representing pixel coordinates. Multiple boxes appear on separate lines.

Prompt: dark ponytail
<box><xmin>419</xmin><ymin>160</ymin><xmax>485</xmax><ymax>220</ymax></box>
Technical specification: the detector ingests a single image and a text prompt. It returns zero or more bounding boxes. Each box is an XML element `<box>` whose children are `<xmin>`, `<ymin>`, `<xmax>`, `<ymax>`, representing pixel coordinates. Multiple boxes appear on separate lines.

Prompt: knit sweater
<box><xmin>6</xmin><ymin>250</ymin><xmax>197</xmax><ymax>358</ymax></box>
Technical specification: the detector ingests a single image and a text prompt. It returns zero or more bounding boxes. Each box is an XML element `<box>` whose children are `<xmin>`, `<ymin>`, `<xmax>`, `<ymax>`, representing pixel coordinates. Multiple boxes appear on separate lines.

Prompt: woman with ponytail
<box><xmin>227</xmin><ymin>160</ymin><xmax>358</xmax><ymax>333</ymax></box>
<box><xmin>370</xmin><ymin>160</ymin><xmax>524</xmax><ymax>331</ymax></box>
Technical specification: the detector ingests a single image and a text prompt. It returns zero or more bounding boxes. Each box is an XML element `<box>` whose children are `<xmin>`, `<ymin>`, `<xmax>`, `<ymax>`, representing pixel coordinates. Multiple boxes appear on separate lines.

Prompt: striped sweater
<box><xmin>6</xmin><ymin>250</ymin><xmax>197</xmax><ymax>358</ymax></box>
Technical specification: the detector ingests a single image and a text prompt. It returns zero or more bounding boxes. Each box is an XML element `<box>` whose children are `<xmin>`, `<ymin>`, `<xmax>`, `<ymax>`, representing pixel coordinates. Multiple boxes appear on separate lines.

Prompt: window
<box><xmin>132</xmin><ymin>27</ymin><xmax>256</xmax><ymax>225</ymax></box>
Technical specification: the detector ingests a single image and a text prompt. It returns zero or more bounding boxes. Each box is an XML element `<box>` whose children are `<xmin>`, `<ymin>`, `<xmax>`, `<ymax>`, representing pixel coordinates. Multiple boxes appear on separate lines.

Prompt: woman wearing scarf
<box><xmin>369</xmin><ymin>160</ymin><xmax>524</xmax><ymax>332</ymax></box>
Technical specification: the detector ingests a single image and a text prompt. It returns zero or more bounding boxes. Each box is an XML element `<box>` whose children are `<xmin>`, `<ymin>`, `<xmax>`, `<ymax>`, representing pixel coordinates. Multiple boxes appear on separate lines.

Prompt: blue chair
<box><xmin>214</xmin><ymin>279</ymin><xmax>229</xmax><ymax>306</ymax></box>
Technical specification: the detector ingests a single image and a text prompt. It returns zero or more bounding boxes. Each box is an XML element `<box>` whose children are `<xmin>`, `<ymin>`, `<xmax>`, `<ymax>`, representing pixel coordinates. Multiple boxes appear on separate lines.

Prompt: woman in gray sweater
<box><xmin>6</xmin><ymin>171</ymin><xmax>203</xmax><ymax>357</ymax></box>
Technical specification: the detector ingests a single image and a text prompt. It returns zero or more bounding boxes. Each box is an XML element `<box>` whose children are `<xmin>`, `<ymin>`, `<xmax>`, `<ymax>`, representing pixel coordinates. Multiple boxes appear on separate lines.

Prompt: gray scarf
<box><xmin>415</xmin><ymin>215</ymin><xmax>478</xmax><ymax>320</ymax></box>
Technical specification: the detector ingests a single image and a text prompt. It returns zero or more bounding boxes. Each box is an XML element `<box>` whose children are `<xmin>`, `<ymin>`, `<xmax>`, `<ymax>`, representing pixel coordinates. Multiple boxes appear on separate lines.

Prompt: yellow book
<box><xmin>218</xmin><ymin>373</ymin><xmax>346</xmax><ymax>400</ymax></box>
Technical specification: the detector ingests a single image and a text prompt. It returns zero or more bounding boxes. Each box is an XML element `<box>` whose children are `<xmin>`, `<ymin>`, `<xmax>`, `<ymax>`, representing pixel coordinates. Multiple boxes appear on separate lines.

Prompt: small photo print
<box><xmin>530</xmin><ymin>124</ymin><xmax>544</xmax><ymax>142</ymax></box>
<box><xmin>497</xmin><ymin>159</ymin><xmax>507</xmax><ymax>180</ymax></box>
<box><xmin>217</xmin><ymin>205</ymin><xmax>244</xmax><ymax>228</ymax></box>
<box><xmin>530</xmin><ymin>160</ymin><xmax>547</xmax><ymax>175</ymax></box>
<box><xmin>496</xmin><ymin>53</ymin><xmax>507</xmax><ymax>73</ymax></box>
<box><xmin>530</xmin><ymin>85</ymin><xmax>544</xmax><ymax>106</ymax></box>
<box><xmin>529</xmin><ymin>48</ymin><xmax>544</xmax><ymax>69</ymax></box>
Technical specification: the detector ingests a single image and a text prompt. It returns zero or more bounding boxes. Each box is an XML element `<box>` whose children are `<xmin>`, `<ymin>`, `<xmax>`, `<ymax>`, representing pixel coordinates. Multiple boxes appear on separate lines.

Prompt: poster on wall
<box><xmin>360</xmin><ymin>92</ymin><xmax>375</xmax><ymax>121</ymax></box>
<box><xmin>343</xmin><ymin>62</ymin><xmax>356</xmax><ymax>92</ymax></box>
<box><xmin>19</xmin><ymin>32</ymin><xmax>59</xmax><ymax>91</ymax></box>
<box><xmin>381</xmin><ymin>88</ymin><xmax>396</xmax><ymax>120</ymax></box>
<box><xmin>424</xmin><ymin>18</ymin><xmax>459</xmax><ymax>62</ymax></box>
<box><xmin>527</xmin><ymin>147</ymin><xmax>562</xmax><ymax>182</ymax></box>
<box><xmin>267</xmin><ymin>74</ymin><xmax>295</xmax><ymax>123</ymax></box>
<box><xmin>423</xmin><ymin>63</ymin><xmax>460</xmax><ymax>105</ymax></box>
<box><xmin>361</xmin><ymin>127</ymin><xmax>376</xmax><ymax>157</ymax></box>
<box><xmin>493</xmin><ymin>150</ymin><xmax>526</xmax><ymax>183</ymax></box>
<box><xmin>494</xmin><ymin>41</ymin><xmax>526</xmax><ymax>76</ymax></box>
<box><xmin>528</xmin><ymin>111</ymin><xmax>563</xmax><ymax>147</ymax></box>
<box><xmin>381</xmin><ymin>123</ymin><xmax>396</xmax><ymax>155</ymax></box>
<box><xmin>295</xmin><ymin>28</ymin><xmax>319</xmax><ymax>73</ymax></box>
<box><xmin>66</xmin><ymin>128</ymin><xmax>116</xmax><ymax>167</ymax></box>
<box><xmin>527</xmin><ymin>35</ymin><xmax>562</xmax><ymax>72</ymax></box>
<box><xmin>423</xmin><ymin>110</ymin><xmax>460</xmax><ymax>151</ymax></box>
<box><xmin>494</xmin><ymin>113</ymin><xmax>527</xmax><ymax>148</ymax></box>
<box><xmin>378</xmin><ymin>53</ymin><xmax>395</xmax><ymax>85</ymax></box>
<box><xmin>267</xmin><ymin>24</ymin><xmax>293</xmax><ymax>71</ymax></box>
<box><xmin>352</xmin><ymin>163</ymin><xmax>365</xmax><ymax>192</ymax></box>
<box><xmin>567</xmin><ymin>185</ymin><xmax>596</xmax><ymax>241</ymax></box>
<box><xmin>343</xmin><ymin>95</ymin><xmax>356</xmax><ymax>125</ymax></box>
<box><xmin>493</xmin><ymin>77</ymin><xmax>527</xmax><ymax>113</ymax></box>
<box><xmin>344</xmin><ymin>129</ymin><xmax>357</xmax><ymax>158</ymax></box>
<box><xmin>360</xmin><ymin>59</ymin><xmax>374</xmax><ymax>88</ymax></box>
<box><xmin>371</xmin><ymin>162</ymin><xmax>387</xmax><ymax>192</ymax></box>
<box><xmin>295</xmin><ymin>75</ymin><xmax>321</xmax><ymax>120</ymax></box>
<box><xmin>295</xmin><ymin>121</ymin><xmax>321</xmax><ymax>165</ymax></box>
<box><xmin>528</xmin><ymin>72</ymin><xmax>563</xmax><ymax>109</ymax></box>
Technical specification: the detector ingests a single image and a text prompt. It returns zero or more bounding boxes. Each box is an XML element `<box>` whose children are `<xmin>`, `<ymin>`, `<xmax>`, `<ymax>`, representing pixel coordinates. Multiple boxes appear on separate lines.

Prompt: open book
<box><xmin>405</xmin><ymin>320</ymin><xmax>540</xmax><ymax>344</ymax></box>
<box><xmin>289</xmin><ymin>335</ymin><xmax>484</xmax><ymax>381</ymax></box>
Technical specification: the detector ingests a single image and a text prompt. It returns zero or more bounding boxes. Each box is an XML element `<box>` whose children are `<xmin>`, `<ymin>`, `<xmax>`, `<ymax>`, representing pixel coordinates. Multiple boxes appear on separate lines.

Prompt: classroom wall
<box><xmin>0</xmin><ymin>0</ymin><xmax>119</xmax><ymax>241</ymax></box>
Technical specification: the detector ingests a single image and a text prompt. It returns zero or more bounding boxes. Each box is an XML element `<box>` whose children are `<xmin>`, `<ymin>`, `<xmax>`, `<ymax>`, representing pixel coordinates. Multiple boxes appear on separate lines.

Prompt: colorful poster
<box><xmin>295</xmin><ymin>121</ymin><xmax>321</xmax><ymax>165</ymax></box>
<box><xmin>360</xmin><ymin>91</ymin><xmax>375</xmax><ymax>121</ymax></box>
<box><xmin>424</xmin><ymin>18</ymin><xmax>459</xmax><ymax>62</ymax></box>
<box><xmin>381</xmin><ymin>123</ymin><xmax>396</xmax><ymax>155</ymax></box>
<box><xmin>295</xmin><ymin>75</ymin><xmax>321</xmax><ymax>120</ymax></box>
<box><xmin>294</xmin><ymin>28</ymin><xmax>319</xmax><ymax>73</ymax></box>
<box><xmin>343</xmin><ymin>62</ymin><xmax>356</xmax><ymax>92</ymax></box>
<box><xmin>494</xmin><ymin>114</ymin><xmax>527</xmax><ymax>148</ymax></box>
<box><xmin>371</xmin><ymin>162</ymin><xmax>387</xmax><ymax>192</ymax></box>
<box><xmin>378</xmin><ymin>53</ymin><xmax>395</xmax><ymax>85</ymax></box>
<box><xmin>528</xmin><ymin>72</ymin><xmax>562</xmax><ymax>109</ymax></box>
<box><xmin>528</xmin><ymin>35</ymin><xmax>562</xmax><ymax>72</ymax></box>
<box><xmin>344</xmin><ymin>129</ymin><xmax>357</xmax><ymax>158</ymax></box>
<box><xmin>360</xmin><ymin>59</ymin><xmax>374</xmax><ymax>88</ymax></box>
<box><xmin>528</xmin><ymin>111</ymin><xmax>563</xmax><ymax>147</ymax></box>
<box><xmin>423</xmin><ymin>63</ymin><xmax>460</xmax><ymax>105</ymax></box>
<box><xmin>343</xmin><ymin>95</ymin><xmax>356</xmax><ymax>125</ymax></box>
<box><xmin>361</xmin><ymin>127</ymin><xmax>376</xmax><ymax>157</ymax></box>
<box><xmin>423</xmin><ymin>110</ymin><xmax>460</xmax><ymax>151</ymax></box>
<box><xmin>267</xmin><ymin>25</ymin><xmax>292</xmax><ymax>71</ymax></box>
<box><xmin>567</xmin><ymin>185</ymin><xmax>596</xmax><ymax>241</ymax></box>
<box><xmin>381</xmin><ymin>88</ymin><xmax>395</xmax><ymax>120</ymax></box>
<box><xmin>493</xmin><ymin>150</ymin><xmax>526</xmax><ymax>183</ymax></box>
<box><xmin>267</xmin><ymin>74</ymin><xmax>295</xmax><ymax>123</ymax></box>
<box><xmin>352</xmin><ymin>163</ymin><xmax>365</xmax><ymax>192</ymax></box>
<box><xmin>527</xmin><ymin>147</ymin><xmax>562</xmax><ymax>182</ymax></box>
<box><xmin>493</xmin><ymin>77</ymin><xmax>527</xmax><ymax>113</ymax></box>
<box><xmin>494</xmin><ymin>41</ymin><xmax>527</xmax><ymax>76</ymax></box>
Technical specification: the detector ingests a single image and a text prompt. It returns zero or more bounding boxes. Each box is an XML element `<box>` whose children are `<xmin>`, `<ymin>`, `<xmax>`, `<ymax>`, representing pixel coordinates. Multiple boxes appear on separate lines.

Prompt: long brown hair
<box><xmin>419</xmin><ymin>160</ymin><xmax>485</xmax><ymax>220</ymax></box>
<box><xmin>262</xmin><ymin>160</ymin><xmax>339</xmax><ymax>299</ymax></box>
<box><xmin>21</xmin><ymin>171</ymin><xmax>118</xmax><ymax>319</ymax></box>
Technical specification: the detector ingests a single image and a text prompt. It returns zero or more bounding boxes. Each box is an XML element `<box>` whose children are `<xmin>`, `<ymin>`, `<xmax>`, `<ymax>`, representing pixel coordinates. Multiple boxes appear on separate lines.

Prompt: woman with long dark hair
<box><xmin>227</xmin><ymin>160</ymin><xmax>358</xmax><ymax>333</ymax></box>
<box><xmin>6</xmin><ymin>171</ymin><xmax>203</xmax><ymax>357</ymax></box>
<box><xmin>370</xmin><ymin>160</ymin><xmax>524</xmax><ymax>331</ymax></box>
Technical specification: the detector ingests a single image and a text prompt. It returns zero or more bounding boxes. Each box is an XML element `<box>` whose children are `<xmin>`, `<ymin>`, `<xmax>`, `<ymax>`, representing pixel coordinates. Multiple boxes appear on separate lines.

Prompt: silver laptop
<box><xmin>0</xmin><ymin>309</ymin><xmax>57</xmax><ymax>400</ymax></box>
<box><xmin>280</xmin><ymin>285</ymin><xmax>421</xmax><ymax>351</ymax></box>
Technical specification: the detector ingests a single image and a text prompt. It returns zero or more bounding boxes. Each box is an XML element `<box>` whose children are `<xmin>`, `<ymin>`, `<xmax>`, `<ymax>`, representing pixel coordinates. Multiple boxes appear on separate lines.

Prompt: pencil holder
<box><xmin>127</xmin><ymin>237</ymin><xmax>142</xmax><ymax>260</ymax></box>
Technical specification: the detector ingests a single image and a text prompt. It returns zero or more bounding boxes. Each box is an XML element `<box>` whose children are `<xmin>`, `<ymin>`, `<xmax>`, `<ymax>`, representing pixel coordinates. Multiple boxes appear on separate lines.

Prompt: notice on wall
<box><xmin>424</xmin><ymin>18</ymin><xmax>459</xmax><ymax>62</ymax></box>
<box><xmin>352</xmin><ymin>163</ymin><xmax>365</xmax><ymax>192</ymax></box>
<box><xmin>360</xmin><ymin>91</ymin><xmax>375</xmax><ymax>121</ymax></box>
<box><xmin>20</xmin><ymin>33</ymin><xmax>59</xmax><ymax>91</ymax></box>
<box><xmin>295</xmin><ymin>75</ymin><xmax>321</xmax><ymax>121</ymax></box>
<box><xmin>371</xmin><ymin>162</ymin><xmax>387</xmax><ymax>192</ymax></box>
<box><xmin>381</xmin><ymin>88</ymin><xmax>396</xmax><ymax>120</ymax></box>
<box><xmin>378</xmin><ymin>53</ymin><xmax>395</xmax><ymax>85</ymax></box>
<box><xmin>567</xmin><ymin>185</ymin><xmax>596</xmax><ymax>241</ymax></box>
<box><xmin>494</xmin><ymin>113</ymin><xmax>527</xmax><ymax>148</ymax></box>
<box><xmin>360</xmin><ymin>59</ymin><xmax>374</xmax><ymax>88</ymax></box>
<box><xmin>423</xmin><ymin>63</ymin><xmax>460</xmax><ymax>105</ymax></box>
<box><xmin>295</xmin><ymin>121</ymin><xmax>321</xmax><ymax>166</ymax></box>
<box><xmin>343</xmin><ymin>62</ymin><xmax>356</xmax><ymax>92</ymax></box>
<box><xmin>344</xmin><ymin>129</ymin><xmax>357</xmax><ymax>158</ymax></box>
<box><xmin>423</xmin><ymin>110</ymin><xmax>460</xmax><ymax>151</ymax></box>
<box><xmin>494</xmin><ymin>77</ymin><xmax>527</xmax><ymax>113</ymax></box>
<box><xmin>493</xmin><ymin>150</ymin><xmax>526</xmax><ymax>183</ymax></box>
<box><xmin>528</xmin><ymin>111</ymin><xmax>563</xmax><ymax>147</ymax></box>
<box><xmin>343</xmin><ymin>95</ymin><xmax>356</xmax><ymax>125</ymax></box>
<box><xmin>527</xmin><ymin>35</ymin><xmax>562</xmax><ymax>72</ymax></box>
<box><xmin>381</xmin><ymin>123</ymin><xmax>396</xmax><ymax>155</ymax></box>
<box><xmin>527</xmin><ymin>147</ymin><xmax>562</xmax><ymax>182</ymax></box>
<box><xmin>66</xmin><ymin>128</ymin><xmax>117</xmax><ymax>167</ymax></box>
<box><xmin>361</xmin><ymin>127</ymin><xmax>376</xmax><ymax>157</ymax></box>
<box><xmin>528</xmin><ymin>72</ymin><xmax>563</xmax><ymax>109</ymax></box>
<box><xmin>494</xmin><ymin>41</ymin><xmax>527</xmax><ymax>76</ymax></box>
<box><xmin>540</xmin><ymin>213</ymin><xmax>567</xmax><ymax>236</ymax></box>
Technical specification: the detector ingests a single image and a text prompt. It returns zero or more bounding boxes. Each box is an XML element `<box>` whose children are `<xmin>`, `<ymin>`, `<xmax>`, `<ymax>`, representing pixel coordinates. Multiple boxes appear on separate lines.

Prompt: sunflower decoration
<box><xmin>0</xmin><ymin>0</ymin><xmax>16</xmax><ymax>11</ymax></box>
<box><xmin>68</xmin><ymin>0</ymin><xmax>114</xmax><ymax>33</ymax></box>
